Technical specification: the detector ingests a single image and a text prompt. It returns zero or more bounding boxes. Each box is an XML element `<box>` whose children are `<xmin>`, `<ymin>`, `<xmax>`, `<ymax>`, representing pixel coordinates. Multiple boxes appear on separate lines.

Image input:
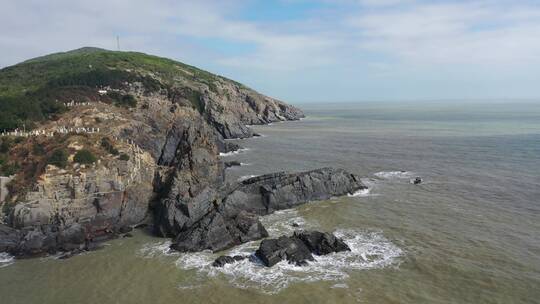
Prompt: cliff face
<box><xmin>201</xmin><ymin>81</ymin><xmax>304</xmax><ymax>138</ymax></box>
<box><xmin>0</xmin><ymin>48</ymin><xmax>364</xmax><ymax>258</ymax></box>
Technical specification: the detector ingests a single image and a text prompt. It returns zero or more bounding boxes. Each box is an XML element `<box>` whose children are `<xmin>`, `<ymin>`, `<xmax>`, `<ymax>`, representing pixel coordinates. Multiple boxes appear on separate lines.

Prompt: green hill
<box><xmin>0</xmin><ymin>47</ymin><xmax>241</xmax><ymax>130</ymax></box>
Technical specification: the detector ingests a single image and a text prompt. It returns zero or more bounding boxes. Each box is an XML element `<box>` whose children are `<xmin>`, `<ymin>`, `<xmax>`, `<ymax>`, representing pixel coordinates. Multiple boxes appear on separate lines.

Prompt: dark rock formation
<box><xmin>256</xmin><ymin>235</ymin><xmax>314</xmax><ymax>267</ymax></box>
<box><xmin>412</xmin><ymin>177</ymin><xmax>423</xmax><ymax>185</ymax></box>
<box><xmin>217</xmin><ymin>140</ymin><xmax>242</xmax><ymax>155</ymax></box>
<box><xmin>0</xmin><ymin>222</ymin><xmax>93</xmax><ymax>257</ymax></box>
<box><xmin>224</xmin><ymin>161</ymin><xmax>242</xmax><ymax>168</ymax></box>
<box><xmin>170</xmin><ymin>211</ymin><xmax>268</xmax><ymax>252</ymax></box>
<box><xmin>118</xmin><ymin>226</ymin><xmax>133</xmax><ymax>234</ymax></box>
<box><xmin>0</xmin><ymin>224</ymin><xmax>21</xmax><ymax>253</ymax></box>
<box><xmin>255</xmin><ymin>231</ymin><xmax>350</xmax><ymax>267</ymax></box>
<box><xmin>220</xmin><ymin>168</ymin><xmax>365</xmax><ymax>217</ymax></box>
<box><xmin>212</xmin><ymin>255</ymin><xmax>247</xmax><ymax>267</ymax></box>
<box><xmin>295</xmin><ymin>231</ymin><xmax>350</xmax><ymax>255</ymax></box>
<box><xmin>166</xmin><ymin>168</ymin><xmax>365</xmax><ymax>253</ymax></box>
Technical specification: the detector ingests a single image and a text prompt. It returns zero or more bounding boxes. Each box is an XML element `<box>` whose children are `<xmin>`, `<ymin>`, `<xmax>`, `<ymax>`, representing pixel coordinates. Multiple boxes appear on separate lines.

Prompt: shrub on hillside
<box><xmin>0</xmin><ymin>138</ymin><xmax>14</xmax><ymax>153</ymax></box>
<box><xmin>74</xmin><ymin>149</ymin><xmax>97</xmax><ymax>164</ymax></box>
<box><xmin>119</xmin><ymin>153</ymin><xmax>130</xmax><ymax>161</ymax></box>
<box><xmin>0</xmin><ymin>162</ymin><xmax>20</xmax><ymax>176</ymax></box>
<box><xmin>106</xmin><ymin>92</ymin><xmax>137</xmax><ymax>108</ymax></box>
<box><xmin>48</xmin><ymin>149</ymin><xmax>68</xmax><ymax>168</ymax></box>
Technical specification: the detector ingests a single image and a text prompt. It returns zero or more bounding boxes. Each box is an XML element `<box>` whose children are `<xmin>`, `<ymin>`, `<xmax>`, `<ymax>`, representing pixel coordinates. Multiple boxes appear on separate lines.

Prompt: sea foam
<box><xmin>348</xmin><ymin>188</ymin><xmax>371</xmax><ymax>197</ymax></box>
<box><xmin>374</xmin><ymin>171</ymin><xmax>412</xmax><ymax>179</ymax></box>
<box><xmin>138</xmin><ymin>240</ymin><xmax>177</xmax><ymax>258</ymax></box>
<box><xmin>174</xmin><ymin>229</ymin><xmax>402</xmax><ymax>294</ymax></box>
<box><xmin>138</xmin><ymin>205</ymin><xmax>402</xmax><ymax>294</ymax></box>
<box><xmin>0</xmin><ymin>252</ymin><xmax>15</xmax><ymax>268</ymax></box>
<box><xmin>237</xmin><ymin>174</ymin><xmax>260</xmax><ymax>181</ymax></box>
<box><xmin>219</xmin><ymin>148</ymin><xmax>250</xmax><ymax>157</ymax></box>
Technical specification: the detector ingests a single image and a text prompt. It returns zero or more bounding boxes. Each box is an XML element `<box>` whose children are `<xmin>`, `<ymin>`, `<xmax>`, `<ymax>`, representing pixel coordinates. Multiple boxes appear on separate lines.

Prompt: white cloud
<box><xmin>1</xmin><ymin>0</ymin><xmax>539</xmax><ymax>100</ymax></box>
<box><xmin>347</xmin><ymin>2</ymin><xmax>540</xmax><ymax>66</ymax></box>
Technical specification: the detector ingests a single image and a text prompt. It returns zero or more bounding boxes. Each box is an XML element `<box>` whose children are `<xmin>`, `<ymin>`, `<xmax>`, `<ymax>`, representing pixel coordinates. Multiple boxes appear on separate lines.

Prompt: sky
<box><xmin>1</xmin><ymin>0</ymin><xmax>540</xmax><ymax>103</ymax></box>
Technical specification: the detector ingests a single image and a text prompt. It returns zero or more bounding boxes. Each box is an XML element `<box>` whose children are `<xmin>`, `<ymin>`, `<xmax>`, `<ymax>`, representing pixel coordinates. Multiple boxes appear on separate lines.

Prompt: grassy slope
<box><xmin>0</xmin><ymin>47</ymin><xmax>243</xmax><ymax>130</ymax></box>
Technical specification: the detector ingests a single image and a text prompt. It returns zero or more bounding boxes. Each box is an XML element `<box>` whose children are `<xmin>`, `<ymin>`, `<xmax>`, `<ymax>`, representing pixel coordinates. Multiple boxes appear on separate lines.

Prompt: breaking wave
<box><xmin>260</xmin><ymin>209</ymin><xmax>313</xmax><ymax>237</ymax></box>
<box><xmin>348</xmin><ymin>188</ymin><xmax>371</xmax><ymax>197</ymax></box>
<box><xmin>347</xmin><ymin>178</ymin><xmax>379</xmax><ymax>198</ymax></box>
<box><xmin>219</xmin><ymin>148</ymin><xmax>250</xmax><ymax>157</ymax></box>
<box><xmin>174</xmin><ymin>229</ymin><xmax>403</xmax><ymax>294</ymax></box>
<box><xmin>374</xmin><ymin>171</ymin><xmax>412</xmax><ymax>179</ymax></box>
<box><xmin>138</xmin><ymin>240</ymin><xmax>178</xmax><ymax>259</ymax></box>
<box><xmin>237</xmin><ymin>174</ymin><xmax>260</xmax><ymax>181</ymax></box>
<box><xmin>0</xmin><ymin>252</ymin><xmax>15</xmax><ymax>268</ymax></box>
<box><xmin>138</xmin><ymin>207</ymin><xmax>402</xmax><ymax>294</ymax></box>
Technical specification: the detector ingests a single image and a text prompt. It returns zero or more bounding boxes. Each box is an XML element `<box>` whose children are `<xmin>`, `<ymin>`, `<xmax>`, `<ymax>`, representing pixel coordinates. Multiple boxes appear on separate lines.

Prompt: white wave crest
<box><xmin>374</xmin><ymin>171</ymin><xmax>412</xmax><ymax>179</ymax></box>
<box><xmin>138</xmin><ymin>241</ymin><xmax>178</xmax><ymax>258</ymax></box>
<box><xmin>260</xmin><ymin>209</ymin><xmax>312</xmax><ymax>237</ymax></box>
<box><xmin>175</xmin><ymin>229</ymin><xmax>403</xmax><ymax>294</ymax></box>
<box><xmin>219</xmin><ymin>148</ymin><xmax>250</xmax><ymax>157</ymax></box>
<box><xmin>237</xmin><ymin>174</ymin><xmax>260</xmax><ymax>181</ymax></box>
<box><xmin>0</xmin><ymin>252</ymin><xmax>15</xmax><ymax>268</ymax></box>
<box><xmin>348</xmin><ymin>188</ymin><xmax>371</xmax><ymax>197</ymax></box>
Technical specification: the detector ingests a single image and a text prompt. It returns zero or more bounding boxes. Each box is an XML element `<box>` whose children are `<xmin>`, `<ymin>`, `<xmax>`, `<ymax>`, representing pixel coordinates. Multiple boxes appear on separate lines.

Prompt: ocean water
<box><xmin>1</xmin><ymin>101</ymin><xmax>539</xmax><ymax>303</ymax></box>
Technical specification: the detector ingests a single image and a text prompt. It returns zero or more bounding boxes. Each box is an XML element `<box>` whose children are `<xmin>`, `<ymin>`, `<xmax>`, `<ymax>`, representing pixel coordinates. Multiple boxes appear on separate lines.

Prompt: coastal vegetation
<box><xmin>47</xmin><ymin>149</ymin><xmax>68</xmax><ymax>168</ymax></box>
<box><xmin>73</xmin><ymin>149</ymin><xmax>97</xmax><ymax>164</ymax></box>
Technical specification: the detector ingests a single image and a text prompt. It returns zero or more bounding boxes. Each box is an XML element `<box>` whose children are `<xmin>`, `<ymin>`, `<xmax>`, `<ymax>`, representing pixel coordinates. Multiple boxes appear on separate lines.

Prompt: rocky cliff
<box><xmin>0</xmin><ymin>48</ymin><xmax>364</xmax><ymax>258</ymax></box>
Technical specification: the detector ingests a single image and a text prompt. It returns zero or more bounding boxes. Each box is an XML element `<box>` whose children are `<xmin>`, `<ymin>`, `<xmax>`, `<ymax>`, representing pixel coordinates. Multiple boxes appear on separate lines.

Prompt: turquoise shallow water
<box><xmin>1</xmin><ymin>101</ymin><xmax>539</xmax><ymax>303</ymax></box>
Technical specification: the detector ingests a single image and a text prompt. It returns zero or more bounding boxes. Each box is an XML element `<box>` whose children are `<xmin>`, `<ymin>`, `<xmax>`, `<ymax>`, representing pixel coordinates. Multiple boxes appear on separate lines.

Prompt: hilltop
<box><xmin>0</xmin><ymin>47</ymin><xmax>302</xmax><ymax>136</ymax></box>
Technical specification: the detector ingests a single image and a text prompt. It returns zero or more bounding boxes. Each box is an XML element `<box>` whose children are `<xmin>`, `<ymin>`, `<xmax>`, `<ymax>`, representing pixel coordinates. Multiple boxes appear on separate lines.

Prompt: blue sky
<box><xmin>2</xmin><ymin>0</ymin><xmax>540</xmax><ymax>102</ymax></box>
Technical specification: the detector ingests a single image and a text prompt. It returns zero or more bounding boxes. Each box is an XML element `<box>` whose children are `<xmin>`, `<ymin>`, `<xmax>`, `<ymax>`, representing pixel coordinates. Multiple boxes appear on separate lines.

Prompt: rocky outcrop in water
<box><xmin>210</xmin><ymin>231</ymin><xmax>350</xmax><ymax>268</ymax></box>
<box><xmin>220</xmin><ymin>168</ymin><xmax>365</xmax><ymax>216</ymax></box>
<box><xmin>224</xmin><ymin>161</ymin><xmax>241</xmax><ymax>168</ymax></box>
<box><xmin>170</xmin><ymin>210</ymin><xmax>268</xmax><ymax>252</ymax></box>
<box><xmin>255</xmin><ymin>231</ymin><xmax>350</xmax><ymax>267</ymax></box>
<box><xmin>412</xmin><ymin>177</ymin><xmax>423</xmax><ymax>185</ymax></box>
<box><xmin>212</xmin><ymin>255</ymin><xmax>248</xmax><ymax>267</ymax></box>
<box><xmin>165</xmin><ymin>168</ymin><xmax>365</xmax><ymax>253</ymax></box>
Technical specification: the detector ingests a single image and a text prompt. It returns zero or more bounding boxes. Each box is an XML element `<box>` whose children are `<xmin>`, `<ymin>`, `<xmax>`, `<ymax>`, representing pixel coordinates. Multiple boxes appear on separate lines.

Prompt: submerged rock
<box><xmin>212</xmin><ymin>255</ymin><xmax>247</xmax><ymax>267</ymax></box>
<box><xmin>412</xmin><ymin>177</ymin><xmax>423</xmax><ymax>185</ymax></box>
<box><xmin>254</xmin><ymin>231</ymin><xmax>350</xmax><ymax>267</ymax></box>
<box><xmin>224</xmin><ymin>161</ymin><xmax>242</xmax><ymax>168</ymax></box>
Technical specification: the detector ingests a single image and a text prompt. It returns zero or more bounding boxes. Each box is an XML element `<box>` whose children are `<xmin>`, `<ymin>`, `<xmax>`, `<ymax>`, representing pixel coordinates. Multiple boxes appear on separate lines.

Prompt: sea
<box><xmin>1</xmin><ymin>100</ymin><xmax>539</xmax><ymax>303</ymax></box>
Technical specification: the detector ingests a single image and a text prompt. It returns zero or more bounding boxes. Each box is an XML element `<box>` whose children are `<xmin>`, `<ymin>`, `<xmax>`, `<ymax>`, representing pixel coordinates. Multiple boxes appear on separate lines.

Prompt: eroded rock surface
<box><xmin>166</xmin><ymin>168</ymin><xmax>365</xmax><ymax>253</ymax></box>
<box><xmin>255</xmin><ymin>231</ymin><xmax>351</xmax><ymax>267</ymax></box>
